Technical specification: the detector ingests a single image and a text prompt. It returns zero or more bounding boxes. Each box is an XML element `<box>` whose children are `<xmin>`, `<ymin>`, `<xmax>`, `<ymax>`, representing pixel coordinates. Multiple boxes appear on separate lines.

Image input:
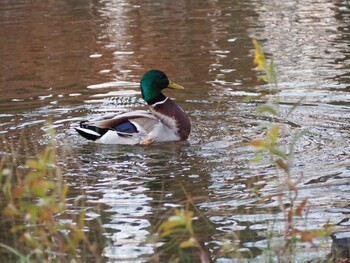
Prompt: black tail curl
<box><xmin>75</xmin><ymin>121</ymin><xmax>109</xmax><ymax>141</ymax></box>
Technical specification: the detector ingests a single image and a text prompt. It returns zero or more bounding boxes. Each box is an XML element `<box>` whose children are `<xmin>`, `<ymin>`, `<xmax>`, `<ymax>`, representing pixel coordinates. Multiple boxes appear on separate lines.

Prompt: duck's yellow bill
<box><xmin>168</xmin><ymin>80</ymin><xmax>185</xmax><ymax>90</ymax></box>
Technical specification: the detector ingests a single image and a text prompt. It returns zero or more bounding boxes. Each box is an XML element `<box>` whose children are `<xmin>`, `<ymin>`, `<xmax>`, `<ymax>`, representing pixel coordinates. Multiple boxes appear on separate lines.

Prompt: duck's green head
<box><xmin>140</xmin><ymin>70</ymin><xmax>184</xmax><ymax>105</ymax></box>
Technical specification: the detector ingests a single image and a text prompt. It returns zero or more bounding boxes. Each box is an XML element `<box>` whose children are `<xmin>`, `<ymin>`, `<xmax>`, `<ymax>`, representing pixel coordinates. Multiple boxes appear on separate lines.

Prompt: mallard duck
<box><xmin>75</xmin><ymin>70</ymin><xmax>191</xmax><ymax>145</ymax></box>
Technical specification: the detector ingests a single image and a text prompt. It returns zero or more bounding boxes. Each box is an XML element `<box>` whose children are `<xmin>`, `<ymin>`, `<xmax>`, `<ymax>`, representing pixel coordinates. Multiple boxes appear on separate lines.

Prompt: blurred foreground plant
<box><xmin>0</xmin><ymin>142</ymin><xmax>102</xmax><ymax>262</ymax></box>
<box><xmin>248</xmin><ymin>39</ymin><xmax>332</xmax><ymax>262</ymax></box>
<box><xmin>154</xmin><ymin>206</ymin><xmax>211</xmax><ymax>263</ymax></box>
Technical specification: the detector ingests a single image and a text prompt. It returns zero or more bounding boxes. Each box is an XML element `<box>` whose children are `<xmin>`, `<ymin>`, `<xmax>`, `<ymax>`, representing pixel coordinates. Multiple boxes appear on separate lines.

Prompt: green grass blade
<box><xmin>0</xmin><ymin>243</ymin><xmax>27</xmax><ymax>263</ymax></box>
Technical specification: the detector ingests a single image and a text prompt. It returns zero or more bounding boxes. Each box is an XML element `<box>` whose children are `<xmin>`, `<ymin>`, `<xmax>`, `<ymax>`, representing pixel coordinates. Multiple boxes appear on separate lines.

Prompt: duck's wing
<box><xmin>75</xmin><ymin>110</ymin><xmax>160</xmax><ymax>141</ymax></box>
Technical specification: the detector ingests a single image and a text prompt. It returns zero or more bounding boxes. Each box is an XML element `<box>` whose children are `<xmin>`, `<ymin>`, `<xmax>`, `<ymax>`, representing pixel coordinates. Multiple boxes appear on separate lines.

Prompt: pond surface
<box><xmin>1</xmin><ymin>0</ymin><xmax>349</xmax><ymax>262</ymax></box>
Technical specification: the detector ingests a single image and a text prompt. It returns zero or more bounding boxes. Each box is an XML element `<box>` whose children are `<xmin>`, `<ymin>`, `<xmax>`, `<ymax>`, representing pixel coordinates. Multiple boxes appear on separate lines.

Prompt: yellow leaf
<box><xmin>179</xmin><ymin>237</ymin><xmax>199</xmax><ymax>249</ymax></box>
<box><xmin>160</xmin><ymin>228</ymin><xmax>185</xmax><ymax>238</ymax></box>
<box><xmin>158</xmin><ymin>220</ymin><xmax>184</xmax><ymax>233</ymax></box>
<box><xmin>267</xmin><ymin>124</ymin><xmax>280</xmax><ymax>144</ymax></box>
<box><xmin>158</xmin><ymin>209</ymin><xmax>195</xmax><ymax>237</ymax></box>
<box><xmin>252</xmin><ymin>39</ymin><xmax>267</xmax><ymax>69</ymax></box>
<box><xmin>286</xmin><ymin>178</ymin><xmax>297</xmax><ymax>191</ymax></box>
<box><xmin>250</xmin><ymin>139</ymin><xmax>265</xmax><ymax>148</ymax></box>
<box><xmin>275</xmin><ymin>159</ymin><xmax>289</xmax><ymax>173</ymax></box>
<box><xmin>26</xmin><ymin>160</ymin><xmax>41</xmax><ymax>169</ymax></box>
<box><xmin>184</xmin><ymin>210</ymin><xmax>194</xmax><ymax>235</ymax></box>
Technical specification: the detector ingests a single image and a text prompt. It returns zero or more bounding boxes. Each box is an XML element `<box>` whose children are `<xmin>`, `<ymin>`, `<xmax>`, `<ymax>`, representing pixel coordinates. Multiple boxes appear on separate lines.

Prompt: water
<box><xmin>1</xmin><ymin>0</ymin><xmax>349</xmax><ymax>262</ymax></box>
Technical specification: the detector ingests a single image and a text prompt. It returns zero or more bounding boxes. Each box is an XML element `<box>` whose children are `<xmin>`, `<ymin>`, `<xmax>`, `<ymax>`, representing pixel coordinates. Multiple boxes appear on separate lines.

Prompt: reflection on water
<box><xmin>0</xmin><ymin>0</ymin><xmax>349</xmax><ymax>261</ymax></box>
<box><xmin>251</xmin><ymin>0</ymin><xmax>350</xmax><ymax>104</ymax></box>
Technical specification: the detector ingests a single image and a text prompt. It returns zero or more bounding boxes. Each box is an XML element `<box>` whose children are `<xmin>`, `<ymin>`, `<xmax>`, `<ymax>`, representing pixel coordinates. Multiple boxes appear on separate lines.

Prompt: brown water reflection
<box><xmin>0</xmin><ymin>0</ymin><xmax>349</xmax><ymax>262</ymax></box>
